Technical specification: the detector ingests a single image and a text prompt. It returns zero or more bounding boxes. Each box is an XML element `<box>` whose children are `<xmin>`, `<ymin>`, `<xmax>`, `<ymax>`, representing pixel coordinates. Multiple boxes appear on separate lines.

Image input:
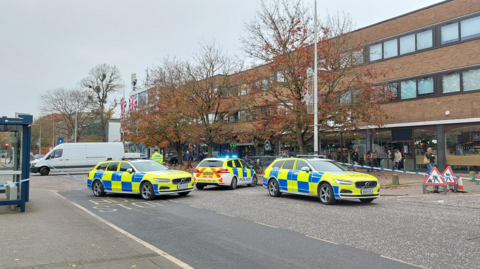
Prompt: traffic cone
<box><xmin>457</xmin><ymin>173</ymin><xmax>465</xmax><ymax>191</ymax></box>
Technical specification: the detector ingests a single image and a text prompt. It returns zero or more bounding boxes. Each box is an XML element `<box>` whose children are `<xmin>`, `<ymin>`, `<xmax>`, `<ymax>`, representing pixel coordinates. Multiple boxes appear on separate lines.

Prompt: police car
<box><xmin>194</xmin><ymin>158</ymin><xmax>257</xmax><ymax>190</ymax></box>
<box><xmin>263</xmin><ymin>157</ymin><xmax>380</xmax><ymax>204</ymax></box>
<box><xmin>87</xmin><ymin>160</ymin><xmax>193</xmax><ymax>200</ymax></box>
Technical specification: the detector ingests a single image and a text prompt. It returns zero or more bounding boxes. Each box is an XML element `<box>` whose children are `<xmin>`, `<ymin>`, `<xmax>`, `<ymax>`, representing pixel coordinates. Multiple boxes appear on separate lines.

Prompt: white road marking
<box><xmin>54</xmin><ymin>193</ymin><xmax>193</xmax><ymax>269</ymax></box>
<box><xmin>216</xmin><ymin>212</ymin><xmax>234</xmax><ymax>217</ymax></box>
<box><xmin>255</xmin><ymin>222</ymin><xmax>278</xmax><ymax>228</ymax></box>
<box><xmin>168</xmin><ymin>199</ymin><xmax>179</xmax><ymax>203</ymax></box>
<box><xmin>189</xmin><ymin>205</ymin><xmax>202</xmax><ymax>209</ymax></box>
<box><xmin>381</xmin><ymin>255</ymin><xmax>428</xmax><ymax>268</ymax></box>
<box><xmin>305</xmin><ymin>235</ymin><xmax>338</xmax><ymax>245</ymax></box>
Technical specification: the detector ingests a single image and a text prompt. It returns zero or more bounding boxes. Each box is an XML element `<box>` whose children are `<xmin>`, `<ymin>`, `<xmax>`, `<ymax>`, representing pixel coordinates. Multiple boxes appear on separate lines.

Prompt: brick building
<box><xmin>314</xmin><ymin>0</ymin><xmax>480</xmax><ymax>173</ymax></box>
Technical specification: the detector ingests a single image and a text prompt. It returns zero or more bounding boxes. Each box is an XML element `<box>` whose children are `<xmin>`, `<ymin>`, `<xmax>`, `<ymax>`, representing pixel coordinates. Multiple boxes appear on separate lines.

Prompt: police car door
<box><xmin>294</xmin><ymin>160</ymin><xmax>310</xmax><ymax>194</ymax></box>
<box><xmin>233</xmin><ymin>159</ymin><xmax>247</xmax><ymax>184</ymax></box>
<box><xmin>239</xmin><ymin>159</ymin><xmax>254</xmax><ymax>184</ymax></box>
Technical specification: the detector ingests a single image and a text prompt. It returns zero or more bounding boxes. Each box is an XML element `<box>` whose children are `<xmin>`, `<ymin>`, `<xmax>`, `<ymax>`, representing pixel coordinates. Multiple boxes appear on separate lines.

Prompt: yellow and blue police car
<box><xmin>87</xmin><ymin>160</ymin><xmax>193</xmax><ymax>200</ymax></box>
<box><xmin>263</xmin><ymin>157</ymin><xmax>380</xmax><ymax>204</ymax></box>
<box><xmin>194</xmin><ymin>158</ymin><xmax>257</xmax><ymax>190</ymax></box>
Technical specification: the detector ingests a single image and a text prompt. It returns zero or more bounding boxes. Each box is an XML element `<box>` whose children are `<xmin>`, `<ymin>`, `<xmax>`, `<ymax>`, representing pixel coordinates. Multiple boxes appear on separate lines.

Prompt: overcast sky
<box><xmin>1</xmin><ymin>0</ymin><xmax>443</xmax><ymax>118</ymax></box>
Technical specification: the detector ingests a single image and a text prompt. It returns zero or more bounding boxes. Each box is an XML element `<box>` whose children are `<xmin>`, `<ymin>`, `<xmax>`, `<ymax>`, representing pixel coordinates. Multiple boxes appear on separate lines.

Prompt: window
<box><xmin>418</xmin><ymin>77</ymin><xmax>434</xmax><ymax>95</ymax></box>
<box><xmin>401</xmin><ymin>80</ymin><xmax>416</xmax><ymax>99</ymax></box>
<box><xmin>416</xmin><ymin>30</ymin><xmax>433</xmax><ymax>50</ymax></box>
<box><xmin>441</xmin><ymin>23</ymin><xmax>459</xmax><ymax>44</ymax></box>
<box><xmin>272</xmin><ymin>160</ymin><xmax>285</xmax><ymax>168</ymax></box>
<box><xmin>119</xmin><ymin>162</ymin><xmax>133</xmax><ymax>172</ymax></box>
<box><xmin>340</xmin><ymin>91</ymin><xmax>352</xmax><ymax>103</ymax></box>
<box><xmin>461</xmin><ymin>16</ymin><xmax>480</xmax><ymax>41</ymax></box>
<box><xmin>352</xmin><ymin>50</ymin><xmax>364</xmax><ymax>65</ymax></box>
<box><xmin>198</xmin><ymin>160</ymin><xmax>224</xmax><ymax>168</ymax></box>
<box><xmin>96</xmin><ymin>162</ymin><xmax>109</xmax><ymax>171</ymax></box>
<box><xmin>282</xmin><ymin>160</ymin><xmax>295</xmax><ymax>170</ymax></box>
<box><xmin>226</xmin><ymin>160</ymin><xmax>233</xmax><ymax>167</ymax></box>
<box><xmin>238</xmin><ymin>110</ymin><xmax>247</xmax><ymax>121</ymax></box>
<box><xmin>369</xmin><ymin>43</ymin><xmax>382</xmax><ymax>61</ymax></box>
<box><xmin>276</xmin><ymin>71</ymin><xmax>285</xmax><ymax>82</ymax></box>
<box><xmin>132</xmin><ymin>161</ymin><xmax>168</xmax><ymax>172</ymax></box>
<box><xmin>308</xmin><ymin>160</ymin><xmax>348</xmax><ymax>171</ymax></box>
<box><xmin>400</xmin><ymin>34</ymin><xmax>415</xmax><ymax>55</ymax></box>
<box><xmin>234</xmin><ymin>160</ymin><xmax>242</xmax><ymax>168</ymax></box>
<box><xmin>294</xmin><ymin>160</ymin><xmax>309</xmax><ymax>170</ymax></box>
<box><xmin>462</xmin><ymin>69</ymin><xmax>480</xmax><ymax>91</ymax></box>
<box><xmin>262</xmin><ymin>79</ymin><xmax>269</xmax><ymax>90</ymax></box>
<box><xmin>240</xmin><ymin>160</ymin><xmax>250</xmax><ymax>169</ymax></box>
<box><xmin>383</xmin><ymin>39</ymin><xmax>398</xmax><ymax>59</ymax></box>
<box><xmin>106</xmin><ymin>162</ymin><xmax>119</xmax><ymax>172</ymax></box>
<box><xmin>385</xmin><ymin>83</ymin><xmax>398</xmax><ymax>99</ymax></box>
<box><xmin>442</xmin><ymin>73</ymin><xmax>460</xmax><ymax>93</ymax></box>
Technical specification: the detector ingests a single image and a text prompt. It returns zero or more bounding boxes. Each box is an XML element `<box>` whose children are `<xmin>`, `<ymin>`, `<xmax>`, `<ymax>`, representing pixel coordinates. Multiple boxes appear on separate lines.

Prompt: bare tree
<box><xmin>81</xmin><ymin>64</ymin><xmax>123</xmax><ymax>142</ymax></box>
<box><xmin>40</xmin><ymin>88</ymin><xmax>95</xmax><ymax>142</ymax></box>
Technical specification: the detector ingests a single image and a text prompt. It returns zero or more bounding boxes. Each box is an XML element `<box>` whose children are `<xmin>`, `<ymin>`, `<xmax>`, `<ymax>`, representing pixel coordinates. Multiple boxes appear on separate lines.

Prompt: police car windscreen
<box><xmin>308</xmin><ymin>160</ymin><xmax>348</xmax><ymax>171</ymax></box>
<box><xmin>132</xmin><ymin>161</ymin><xmax>169</xmax><ymax>172</ymax></box>
<box><xmin>198</xmin><ymin>161</ymin><xmax>224</xmax><ymax>168</ymax></box>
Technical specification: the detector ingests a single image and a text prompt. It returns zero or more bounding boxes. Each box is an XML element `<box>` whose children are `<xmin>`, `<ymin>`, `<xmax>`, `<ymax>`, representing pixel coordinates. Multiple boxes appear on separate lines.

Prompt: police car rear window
<box><xmin>96</xmin><ymin>163</ymin><xmax>109</xmax><ymax>171</ymax></box>
<box><xmin>198</xmin><ymin>161</ymin><xmax>224</xmax><ymax>168</ymax></box>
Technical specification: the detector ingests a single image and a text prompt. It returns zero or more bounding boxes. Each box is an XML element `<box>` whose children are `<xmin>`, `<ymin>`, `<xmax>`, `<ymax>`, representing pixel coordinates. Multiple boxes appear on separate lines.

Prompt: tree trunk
<box><xmin>296</xmin><ymin>128</ymin><xmax>305</xmax><ymax>154</ymax></box>
<box><xmin>176</xmin><ymin>143</ymin><xmax>183</xmax><ymax>165</ymax></box>
<box><xmin>208</xmin><ymin>143</ymin><xmax>213</xmax><ymax>158</ymax></box>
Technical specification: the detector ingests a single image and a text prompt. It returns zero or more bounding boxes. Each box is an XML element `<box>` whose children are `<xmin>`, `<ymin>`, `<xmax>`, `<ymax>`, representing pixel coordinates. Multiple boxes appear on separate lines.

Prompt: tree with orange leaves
<box><xmin>241</xmin><ymin>0</ymin><xmax>392</xmax><ymax>154</ymax></box>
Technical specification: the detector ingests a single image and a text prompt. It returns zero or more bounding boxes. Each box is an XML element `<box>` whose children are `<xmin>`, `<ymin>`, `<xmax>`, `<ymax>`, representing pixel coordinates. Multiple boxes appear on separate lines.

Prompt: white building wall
<box><xmin>108</xmin><ymin>121</ymin><xmax>122</xmax><ymax>142</ymax></box>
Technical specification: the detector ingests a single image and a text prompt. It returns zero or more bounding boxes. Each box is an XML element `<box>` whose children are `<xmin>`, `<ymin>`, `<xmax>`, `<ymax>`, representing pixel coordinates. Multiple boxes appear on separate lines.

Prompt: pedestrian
<box><xmin>366</xmin><ymin>151</ymin><xmax>372</xmax><ymax>172</ymax></box>
<box><xmin>187</xmin><ymin>150</ymin><xmax>194</xmax><ymax>170</ymax></box>
<box><xmin>424</xmin><ymin>147</ymin><xmax>435</xmax><ymax>175</ymax></box>
<box><xmin>372</xmin><ymin>147</ymin><xmax>379</xmax><ymax>172</ymax></box>
<box><xmin>282</xmin><ymin>150</ymin><xmax>288</xmax><ymax>158</ymax></box>
<box><xmin>351</xmin><ymin>148</ymin><xmax>359</xmax><ymax>171</ymax></box>
<box><xmin>394</xmin><ymin>149</ymin><xmax>402</xmax><ymax>170</ymax></box>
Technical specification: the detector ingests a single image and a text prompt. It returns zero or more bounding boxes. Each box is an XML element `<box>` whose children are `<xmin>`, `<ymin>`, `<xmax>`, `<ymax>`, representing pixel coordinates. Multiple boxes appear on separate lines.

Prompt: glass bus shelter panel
<box><xmin>0</xmin><ymin>125</ymin><xmax>23</xmax><ymax>203</ymax></box>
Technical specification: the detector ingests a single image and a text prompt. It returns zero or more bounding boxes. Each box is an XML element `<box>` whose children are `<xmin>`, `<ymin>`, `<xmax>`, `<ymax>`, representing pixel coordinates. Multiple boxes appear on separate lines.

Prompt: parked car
<box><xmin>30</xmin><ymin>142</ymin><xmax>124</xmax><ymax>176</ymax></box>
<box><xmin>194</xmin><ymin>158</ymin><xmax>257</xmax><ymax>190</ymax></box>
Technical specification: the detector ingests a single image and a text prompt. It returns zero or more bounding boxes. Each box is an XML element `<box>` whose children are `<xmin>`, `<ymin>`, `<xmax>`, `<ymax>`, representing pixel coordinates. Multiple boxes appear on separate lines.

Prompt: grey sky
<box><xmin>1</xmin><ymin>0</ymin><xmax>443</xmax><ymax>118</ymax></box>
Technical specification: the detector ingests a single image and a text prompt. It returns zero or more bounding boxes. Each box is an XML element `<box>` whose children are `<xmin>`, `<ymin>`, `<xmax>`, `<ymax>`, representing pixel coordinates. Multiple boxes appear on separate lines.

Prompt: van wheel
<box><xmin>92</xmin><ymin>180</ymin><xmax>106</xmax><ymax>197</ymax></box>
<box><xmin>140</xmin><ymin>182</ymin><xmax>156</xmax><ymax>200</ymax></box>
<box><xmin>39</xmin><ymin>167</ymin><xmax>50</xmax><ymax>176</ymax></box>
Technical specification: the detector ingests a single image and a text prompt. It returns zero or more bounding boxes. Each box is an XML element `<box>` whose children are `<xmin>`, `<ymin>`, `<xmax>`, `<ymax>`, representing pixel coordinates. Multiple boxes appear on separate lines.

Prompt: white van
<box><xmin>30</xmin><ymin>142</ymin><xmax>124</xmax><ymax>176</ymax></box>
<box><xmin>124</xmin><ymin>152</ymin><xmax>147</xmax><ymax>160</ymax></box>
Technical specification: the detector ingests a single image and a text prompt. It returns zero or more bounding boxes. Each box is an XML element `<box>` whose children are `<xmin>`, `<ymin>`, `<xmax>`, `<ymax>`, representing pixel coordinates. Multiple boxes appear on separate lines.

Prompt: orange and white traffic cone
<box><xmin>457</xmin><ymin>173</ymin><xmax>465</xmax><ymax>192</ymax></box>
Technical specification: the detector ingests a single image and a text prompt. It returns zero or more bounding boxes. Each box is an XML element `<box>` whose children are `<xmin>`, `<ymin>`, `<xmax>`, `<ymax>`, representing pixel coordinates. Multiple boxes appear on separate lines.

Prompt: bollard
<box><xmin>392</xmin><ymin>174</ymin><xmax>399</xmax><ymax>185</ymax></box>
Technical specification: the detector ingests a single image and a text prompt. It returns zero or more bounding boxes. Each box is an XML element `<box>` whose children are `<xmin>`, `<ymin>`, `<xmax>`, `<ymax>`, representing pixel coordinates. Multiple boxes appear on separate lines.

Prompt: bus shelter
<box><xmin>0</xmin><ymin>113</ymin><xmax>32</xmax><ymax>212</ymax></box>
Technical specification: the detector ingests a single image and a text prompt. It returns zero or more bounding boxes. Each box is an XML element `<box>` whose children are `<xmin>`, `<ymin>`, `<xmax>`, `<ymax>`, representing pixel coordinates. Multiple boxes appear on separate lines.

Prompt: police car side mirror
<box><xmin>126</xmin><ymin>168</ymin><xmax>134</xmax><ymax>173</ymax></box>
<box><xmin>301</xmin><ymin>167</ymin><xmax>311</xmax><ymax>172</ymax></box>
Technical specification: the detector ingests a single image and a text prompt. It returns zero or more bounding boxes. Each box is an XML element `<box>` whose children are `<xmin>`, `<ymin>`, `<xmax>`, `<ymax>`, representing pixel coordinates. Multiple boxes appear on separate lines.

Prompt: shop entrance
<box><xmin>392</xmin><ymin>141</ymin><xmax>414</xmax><ymax>171</ymax></box>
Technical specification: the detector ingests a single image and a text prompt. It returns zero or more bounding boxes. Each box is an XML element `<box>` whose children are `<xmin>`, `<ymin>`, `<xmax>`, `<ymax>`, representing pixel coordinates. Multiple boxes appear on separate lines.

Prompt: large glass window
<box><xmin>418</xmin><ymin>77</ymin><xmax>434</xmax><ymax>95</ymax></box>
<box><xmin>372</xmin><ymin>131</ymin><xmax>393</xmax><ymax>169</ymax></box>
<box><xmin>417</xmin><ymin>30</ymin><xmax>433</xmax><ymax>50</ymax></box>
<box><xmin>442</xmin><ymin>73</ymin><xmax>460</xmax><ymax>93</ymax></box>
<box><xmin>461</xmin><ymin>16</ymin><xmax>480</xmax><ymax>41</ymax></box>
<box><xmin>369</xmin><ymin>43</ymin><xmax>382</xmax><ymax>61</ymax></box>
<box><xmin>441</xmin><ymin>23</ymin><xmax>459</xmax><ymax>44</ymax></box>
<box><xmin>383</xmin><ymin>39</ymin><xmax>398</xmax><ymax>59</ymax></box>
<box><xmin>401</xmin><ymin>80</ymin><xmax>416</xmax><ymax>99</ymax></box>
<box><xmin>400</xmin><ymin>34</ymin><xmax>415</xmax><ymax>55</ymax></box>
<box><xmin>414</xmin><ymin>129</ymin><xmax>437</xmax><ymax>171</ymax></box>
<box><xmin>445</xmin><ymin>125</ymin><xmax>480</xmax><ymax>172</ymax></box>
<box><xmin>462</xmin><ymin>68</ymin><xmax>480</xmax><ymax>91</ymax></box>
<box><xmin>385</xmin><ymin>83</ymin><xmax>398</xmax><ymax>99</ymax></box>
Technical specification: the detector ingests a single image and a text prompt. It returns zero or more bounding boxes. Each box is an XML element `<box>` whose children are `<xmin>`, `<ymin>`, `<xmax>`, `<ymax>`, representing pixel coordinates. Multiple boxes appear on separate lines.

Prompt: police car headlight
<box><xmin>154</xmin><ymin>178</ymin><xmax>170</xmax><ymax>183</ymax></box>
<box><xmin>334</xmin><ymin>179</ymin><xmax>352</xmax><ymax>185</ymax></box>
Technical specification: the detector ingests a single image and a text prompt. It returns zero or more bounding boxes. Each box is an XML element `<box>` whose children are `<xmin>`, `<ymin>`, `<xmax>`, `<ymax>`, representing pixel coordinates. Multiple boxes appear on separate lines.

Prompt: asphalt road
<box><xmin>33</xmin><ymin>173</ymin><xmax>480</xmax><ymax>269</ymax></box>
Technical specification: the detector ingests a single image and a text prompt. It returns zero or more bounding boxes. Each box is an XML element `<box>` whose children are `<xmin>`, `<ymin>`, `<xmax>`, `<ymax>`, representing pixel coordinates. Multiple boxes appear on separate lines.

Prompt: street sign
<box><xmin>423</xmin><ymin>167</ymin><xmax>446</xmax><ymax>185</ymax></box>
<box><xmin>57</xmin><ymin>138</ymin><xmax>64</xmax><ymax>145</ymax></box>
<box><xmin>442</xmin><ymin>166</ymin><xmax>457</xmax><ymax>185</ymax></box>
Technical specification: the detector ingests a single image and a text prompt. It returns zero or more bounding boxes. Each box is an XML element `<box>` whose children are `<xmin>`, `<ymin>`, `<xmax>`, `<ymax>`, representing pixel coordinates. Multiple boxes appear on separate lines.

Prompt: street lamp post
<box><xmin>74</xmin><ymin>109</ymin><xmax>78</xmax><ymax>143</ymax></box>
<box><xmin>313</xmin><ymin>0</ymin><xmax>319</xmax><ymax>156</ymax></box>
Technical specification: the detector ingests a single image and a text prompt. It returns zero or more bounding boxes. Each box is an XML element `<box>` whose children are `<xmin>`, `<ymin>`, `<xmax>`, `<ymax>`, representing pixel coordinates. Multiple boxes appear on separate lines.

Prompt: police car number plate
<box><xmin>178</xmin><ymin>183</ymin><xmax>189</xmax><ymax>190</ymax></box>
<box><xmin>361</xmin><ymin>188</ymin><xmax>374</xmax><ymax>194</ymax></box>
<box><xmin>202</xmin><ymin>172</ymin><xmax>214</xmax><ymax>176</ymax></box>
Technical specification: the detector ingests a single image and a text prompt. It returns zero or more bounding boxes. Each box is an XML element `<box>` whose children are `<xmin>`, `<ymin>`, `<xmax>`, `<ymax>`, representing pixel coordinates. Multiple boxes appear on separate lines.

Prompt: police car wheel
<box><xmin>92</xmin><ymin>180</ymin><xmax>106</xmax><ymax>197</ymax></box>
<box><xmin>248</xmin><ymin>175</ymin><xmax>257</xmax><ymax>187</ymax></box>
<box><xmin>178</xmin><ymin>191</ymin><xmax>190</xmax><ymax>196</ymax></box>
<box><xmin>196</xmin><ymin>184</ymin><xmax>205</xmax><ymax>190</ymax></box>
<box><xmin>228</xmin><ymin>177</ymin><xmax>237</xmax><ymax>190</ymax></box>
<box><xmin>39</xmin><ymin>167</ymin><xmax>50</xmax><ymax>176</ymax></box>
<box><xmin>268</xmin><ymin>179</ymin><xmax>281</xmax><ymax>197</ymax></box>
<box><xmin>319</xmin><ymin>183</ymin><xmax>336</xmax><ymax>205</ymax></box>
<box><xmin>360</xmin><ymin>198</ymin><xmax>375</xmax><ymax>203</ymax></box>
<box><xmin>141</xmin><ymin>182</ymin><xmax>156</xmax><ymax>200</ymax></box>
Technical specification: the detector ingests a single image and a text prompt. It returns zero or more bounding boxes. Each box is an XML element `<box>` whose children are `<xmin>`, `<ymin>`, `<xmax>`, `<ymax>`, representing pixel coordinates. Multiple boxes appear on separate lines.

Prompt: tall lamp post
<box><xmin>313</xmin><ymin>0</ymin><xmax>319</xmax><ymax>156</ymax></box>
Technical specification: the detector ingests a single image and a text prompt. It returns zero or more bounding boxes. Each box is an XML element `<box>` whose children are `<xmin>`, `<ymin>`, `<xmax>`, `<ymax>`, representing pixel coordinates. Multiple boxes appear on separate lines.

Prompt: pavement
<box><xmin>1</xmin><ymin>169</ymin><xmax>480</xmax><ymax>268</ymax></box>
<box><xmin>0</xmin><ymin>187</ymin><xmax>183</xmax><ymax>269</ymax></box>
